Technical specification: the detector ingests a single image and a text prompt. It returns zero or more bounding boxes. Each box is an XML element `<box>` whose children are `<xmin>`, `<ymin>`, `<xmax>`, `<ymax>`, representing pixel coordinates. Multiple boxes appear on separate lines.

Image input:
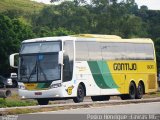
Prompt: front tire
<box><xmin>37</xmin><ymin>99</ymin><xmax>49</xmax><ymax>105</ymax></box>
<box><xmin>73</xmin><ymin>84</ymin><xmax>85</xmax><ymax>103</ymax></box>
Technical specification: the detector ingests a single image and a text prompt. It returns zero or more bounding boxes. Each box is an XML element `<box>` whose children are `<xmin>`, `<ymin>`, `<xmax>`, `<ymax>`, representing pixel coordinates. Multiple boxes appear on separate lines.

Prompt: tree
<box><xmin>50</xmin><ymin>0</ymin><xmax>60</xmax><ymax>3</ymax></box>
<box><xmin>121</xmin><ymin>15</ymin><xmax>148</xmax><ymax>38</ymax></box>
<box><xmin>154</xmin><ymin>38</ymin><xmax>160</xmax><ymax>70</ymax></box>
<box><xmin>35</xmin><ymin>1</ymin><xmax>90</xmax><ymax>33</ymax></box>
<box><xmin>52</xmin><ymin>27</ymin><xmax>75</xmax><ymax>36</ymax></box>
<box><xmin>50</xmin><ymin>0</ymin><xmax>87</xmax><ymax>5</ymax></box>
<box><xmin>0</xmin><ymin>14</ymin><xmax>34</xmax><ymax>76</ymax></box>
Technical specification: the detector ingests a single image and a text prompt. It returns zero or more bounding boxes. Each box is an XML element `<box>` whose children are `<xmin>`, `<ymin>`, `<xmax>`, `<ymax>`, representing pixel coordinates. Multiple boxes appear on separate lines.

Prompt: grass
<box><xmin>0</xmin><ymin>93</ymin><xmax>36</xmax><ymax>108</ymax></box>
<box><xmin>0</xmin><ymin>0</ymin><xmax>45</xmax><ymax>13</ymax></box>
<box><xmin>0</xmin><ymin>99</ymin><xmax>36</xmax><ymax>108</ymax></box>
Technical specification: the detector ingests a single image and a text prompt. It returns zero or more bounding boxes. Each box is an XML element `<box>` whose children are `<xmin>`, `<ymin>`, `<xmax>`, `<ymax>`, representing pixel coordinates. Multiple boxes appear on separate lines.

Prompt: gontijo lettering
<box><xmin>113</xmin><ymin>63</ymin><xmax>137</xmax><ymax>71</ymax></box>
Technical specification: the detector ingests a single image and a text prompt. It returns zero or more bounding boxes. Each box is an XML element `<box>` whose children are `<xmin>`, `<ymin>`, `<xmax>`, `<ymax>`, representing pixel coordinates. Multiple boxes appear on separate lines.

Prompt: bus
<box><xmin>9</xmin><ymin>34</ymin><xmax>158</xmax><ymax>105</ymax></box>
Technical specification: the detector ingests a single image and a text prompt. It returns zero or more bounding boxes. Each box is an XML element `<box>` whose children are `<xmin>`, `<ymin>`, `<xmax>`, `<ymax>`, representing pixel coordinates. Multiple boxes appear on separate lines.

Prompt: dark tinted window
<box><xmin>19</xmin><ymin>54</ymin><xmax>61</xmax><ymax>82</ymax></box>
<box><xmin>63</xmin><ymin>41</ymin><xmax>74</xmax><ymax>82</ymax></box>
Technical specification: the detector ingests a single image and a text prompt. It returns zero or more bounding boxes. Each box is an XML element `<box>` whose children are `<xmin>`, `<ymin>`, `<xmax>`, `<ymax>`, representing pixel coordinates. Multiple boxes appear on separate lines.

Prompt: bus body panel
<box><xmin>107</xmin><ymin>60</ymin><xmax>157</xmax><ymax>94</ymax></box>
<box><xmin>13</xmin><ymin>34</ymin><xmax>158</xmax><ymax>100</ymax></box>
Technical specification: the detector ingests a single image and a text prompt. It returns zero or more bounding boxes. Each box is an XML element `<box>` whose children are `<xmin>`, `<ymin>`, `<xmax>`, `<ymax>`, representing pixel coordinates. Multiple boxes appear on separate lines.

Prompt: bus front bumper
<box><xmin>18</xmin><ymin>87</ymin><xmax>63</xmax><ymax>99</ymax></box>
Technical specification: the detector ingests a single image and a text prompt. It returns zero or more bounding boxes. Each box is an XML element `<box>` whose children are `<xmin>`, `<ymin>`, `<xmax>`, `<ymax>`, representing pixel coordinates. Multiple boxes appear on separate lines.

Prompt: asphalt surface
<box><xmin>4</xmin><ymin>102</ymin><xmax>160</xmax><ymax>120</ymax></box>
<box><xmin>45</xmin><ymin>102</ymin><xmax>160</xmax><ymax>114</ymax></box>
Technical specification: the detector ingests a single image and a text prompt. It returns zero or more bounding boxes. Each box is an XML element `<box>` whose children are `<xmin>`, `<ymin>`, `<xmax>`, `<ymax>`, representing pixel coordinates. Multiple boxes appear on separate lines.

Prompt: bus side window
<box><xmin>63</xmin><ymin>54</ymin><xmax>71</xmax><ymax>82</ymax></box>
<box><xmin>63</xmin><ymin>41</ymin><xmax>74</xmax><ymax>82</ymax></box>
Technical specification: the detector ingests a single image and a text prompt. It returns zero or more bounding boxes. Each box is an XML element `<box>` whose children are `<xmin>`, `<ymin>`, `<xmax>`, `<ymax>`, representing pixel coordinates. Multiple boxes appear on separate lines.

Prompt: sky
<box><xmin>32</xmin><ymin>0</ymin><xmax>160</xmax><ymax>10</ymax></box>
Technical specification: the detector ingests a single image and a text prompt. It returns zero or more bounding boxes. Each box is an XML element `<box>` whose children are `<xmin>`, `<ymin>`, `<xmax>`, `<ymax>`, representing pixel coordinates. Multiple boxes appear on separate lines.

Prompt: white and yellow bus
<box><xmin>10</xmin><ymin>34</ymin><xmax>158</xmax><ymax>105</ymax></box>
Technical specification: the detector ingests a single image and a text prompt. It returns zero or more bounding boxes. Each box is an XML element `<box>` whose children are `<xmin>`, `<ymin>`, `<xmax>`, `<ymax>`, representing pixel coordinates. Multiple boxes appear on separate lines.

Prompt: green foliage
<box><xmin>34</xmin><ymin>27</ymin><xmax>74</xmax><ymax>37</ymax></box>
<box><xmin>0</xmin><ymin>98</ymin><xmax>36</xmax><ymax>107</ymax></box>
<box><xmin>0</xmin><ymin>0</ymin><xmax>44</xmax><ymax>13</ymax></box>
<box><xmin>154</xmin><ymin>38</ymin><xmax>160</xmax><ymax>69</ymax></box>
<box><xmin>121</xmin><ymin>15</ymin><xmax>148</xmax><ymax>38</ymax></box>
<box><xmin>0</xmin><ymin>0</ymin><xmax>160</xmax><ymax>75</ymax></box>
<box><xmin>0</xmin><ymin>14</ymin><xmax>34</xmax><ymax>76</ymax></box>
<box><xmin>35</xmin><ymin>2</ymin><xmax>90</xmax><ymax>33</ymax></box>
<box><xmin>52</xmin><ymin>27</ymin><xmax>75</xmax><ymax>36</ymax></box>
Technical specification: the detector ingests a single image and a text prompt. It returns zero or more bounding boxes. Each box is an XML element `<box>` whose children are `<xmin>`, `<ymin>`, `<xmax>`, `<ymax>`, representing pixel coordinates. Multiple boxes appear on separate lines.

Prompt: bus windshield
<box><xmin>19</xmin><ymin>41</ymin><xmax>61</xmax><ymax>82</ymax></box>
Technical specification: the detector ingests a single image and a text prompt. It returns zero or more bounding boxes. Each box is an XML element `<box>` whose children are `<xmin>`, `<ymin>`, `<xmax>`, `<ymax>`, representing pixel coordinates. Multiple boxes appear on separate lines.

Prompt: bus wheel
<box><xmin>91</xmin><ymin>95</ymin><xmax>110</xmax><ymax>101</ymax></box>
<box><xmin>37</xmin><ymin>99</ymin><xmax>49</xmax><ymax>105</ymax></box>
<box><xmin>136</xmin><ymin>82</ymin><xmax>144</xmax><ymax>99</ymax></box>
<box><xmin>120</xmin><ymin>82</ymin><xmax>136</xmax><ymax>100</ymax></box>
<box><xmin>73</xmin><ymin>84</ymin><xmax>85</xmax><ymax>103</ymax></box>
<box><xmin>128</xmin><ymin>82</ymin><xmax>136</xmax><ymax>99</ymax></box>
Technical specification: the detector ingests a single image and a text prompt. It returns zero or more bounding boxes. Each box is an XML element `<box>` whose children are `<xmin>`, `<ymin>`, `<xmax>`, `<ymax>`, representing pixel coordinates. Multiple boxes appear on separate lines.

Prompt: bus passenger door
<box><xmin>62</xmin><ymin>40</ymin><xmax>75</xmax><ymax>97</ymax></box>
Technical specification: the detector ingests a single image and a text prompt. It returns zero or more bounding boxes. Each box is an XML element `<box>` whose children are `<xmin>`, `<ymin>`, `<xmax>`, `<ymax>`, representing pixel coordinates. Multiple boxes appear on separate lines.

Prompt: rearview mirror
<box><xmin>9</xmin><ymin>53</ymin><xmax>19</xmax><ymax>68</ymax></box>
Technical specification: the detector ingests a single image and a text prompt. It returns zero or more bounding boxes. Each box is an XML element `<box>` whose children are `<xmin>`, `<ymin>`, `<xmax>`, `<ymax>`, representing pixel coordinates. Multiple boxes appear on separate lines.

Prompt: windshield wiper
<box><xmin>37</xmin><ymin>61</ymin><xmax>47</xmax><ymax>81</ymax></box>
<box><xmin>27</xmin><ymin>59</ymin><xmax>47</xmax><ymax>82</ymax></box>
<box><xmin>28</xmin><ymin>61</ymin><xmax>37</xmax><ymax>82</ymax></box>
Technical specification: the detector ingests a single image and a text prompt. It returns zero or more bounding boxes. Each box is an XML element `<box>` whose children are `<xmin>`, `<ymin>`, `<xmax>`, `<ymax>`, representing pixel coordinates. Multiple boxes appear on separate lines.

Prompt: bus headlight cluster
<box><xmin>50</xmin><ymin>83</ymin><xmax>61</xmax><ymax>88</ymax></box>
<box><xmin>19</xmin><ymin>85</ymin><xmax>26</xmax><ymax>90</ymax></box>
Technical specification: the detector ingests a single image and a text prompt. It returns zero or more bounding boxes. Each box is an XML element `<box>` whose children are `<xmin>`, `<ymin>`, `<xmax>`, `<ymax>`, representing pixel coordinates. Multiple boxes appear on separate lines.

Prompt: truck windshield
<box><xmin>19</xmin><ymin>41</ymin><xmax>61</xmax><ymax>82</ymax></box>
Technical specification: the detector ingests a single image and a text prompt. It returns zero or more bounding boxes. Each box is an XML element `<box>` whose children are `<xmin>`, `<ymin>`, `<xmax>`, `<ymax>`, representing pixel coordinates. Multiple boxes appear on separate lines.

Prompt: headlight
<box><xmin>50</xmin><ymin>83</ymin><xmax>61</xmax><ymax>88</ymax></box>
<box><xmin>19</xmin><ymin>85</ymin><xmax>25</xmax><ymax>90</ymax></box>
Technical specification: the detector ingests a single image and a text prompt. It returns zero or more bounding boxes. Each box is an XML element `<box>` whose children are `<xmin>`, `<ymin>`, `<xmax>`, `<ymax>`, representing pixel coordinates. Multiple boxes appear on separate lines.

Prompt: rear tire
<box><xmin>91</xmin><ymin>95</ymin><xmax>110</xmax><ymax>101</ymax></box>
<box><xmin>73</xmin><ymin>84</ymin><xmax>85</xmax><ymax>103</ymax></box>
<box><xmin>129</xmin><ymin>82</ymin><xmax>136</xmax><ymax>99</ymax></box>
<box><xmin>136</xmin><ymin>82</ymin><xmax>144</xmax><ymax>99</ymax></box>
<box><xmin>37</xmin><ymin>99</ymin><xmax>49</xmax><ymax>105</ymax></box>
<box><xmin>120</xmin><ymin>82</ymin><xmax>136</xmax><ymax>100</ymax></box>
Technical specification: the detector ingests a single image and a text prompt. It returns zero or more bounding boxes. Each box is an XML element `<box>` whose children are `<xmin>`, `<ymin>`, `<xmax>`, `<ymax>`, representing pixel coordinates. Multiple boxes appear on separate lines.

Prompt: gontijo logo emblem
<box><xmin>113</xmin><ymin>63</ymin><xmax>137</xmax><ymax>71</ymax></box>
<box><xmin>66</xmin><ymin>85</ymin><xmax>74</xmax><ymax>95</ymax></box>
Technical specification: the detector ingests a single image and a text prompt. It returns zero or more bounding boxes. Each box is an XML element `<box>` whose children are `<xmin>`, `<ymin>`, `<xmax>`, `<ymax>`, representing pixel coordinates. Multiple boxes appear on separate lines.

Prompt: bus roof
<box><xmin>72</xmin><ymin>34</ymin><xmax>122</xmax><ymax>39</ymax></box>
<box><xmin>22</xmin><ymin>36</ymin><xmax>75</xmax><ymax>43</ymax></box>
<box><xmin>95</xmin><ymin>38</ymin><xmax>154</xmax><ymax>44</ymax></box>
<box><xmin>76</xmin><ymin>37</ymin><xmax>153</xmax><ymax>44</ymax></box>
<box><xmin>22</xmin><ymin>34</ymin><xmax>153</xmax><ymax>44</ymax></box>
<box><xmin>73</xmin><ymin>34</ymin><xmax>153</xmax><ymax>44</ymax></box>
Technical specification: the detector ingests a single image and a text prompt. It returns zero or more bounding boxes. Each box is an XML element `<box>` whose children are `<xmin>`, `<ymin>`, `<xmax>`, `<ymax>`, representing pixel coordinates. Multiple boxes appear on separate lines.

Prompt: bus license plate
<box><xmin>35</xmin><ymin>92</ymin><xmax>42</xmax><ymax>95</ymax></box>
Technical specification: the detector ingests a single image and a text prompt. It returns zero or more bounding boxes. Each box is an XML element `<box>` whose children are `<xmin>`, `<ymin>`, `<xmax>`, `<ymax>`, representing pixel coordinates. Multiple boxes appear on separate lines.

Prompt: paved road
<box><xmin>12</xmin><ymin>102</ymin><xmax>160</xmax><ymax>120</ymax></box>
<box><xmin>42</xmin><ymin>102</ymin><xmax>160</xmax><ymax>114</ymax></box>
